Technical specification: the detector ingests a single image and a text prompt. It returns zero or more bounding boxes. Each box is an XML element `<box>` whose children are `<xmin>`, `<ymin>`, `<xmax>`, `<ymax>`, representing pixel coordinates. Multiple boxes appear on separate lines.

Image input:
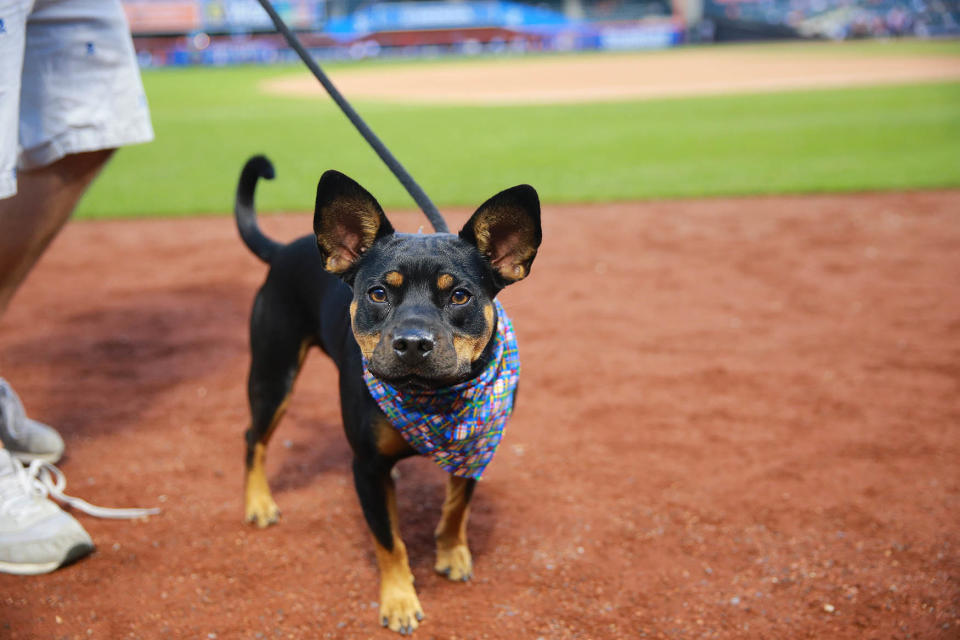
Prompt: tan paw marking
<box><xmin>245</xmin><ymin>442</ymin><xmax>281</xmax><ymax>527</ymax></box>
<box><xmin>379</xmin><ymin>580</ymin><xmax>424</xmax><ymax>635</ymax></box>
<box><xmin>244</xmin><ymin>491</ymin><xmax>280</xmax><ymax>528</ymax></box>
<box><xmin>244</xmin><ymin>456</ymin><xmax>280</xmax><ymax>528</ymax></box>
<box><xmin>435</xmin><ymin>543</ymin><xmax>473</xmax><ymax>582</ymax></box>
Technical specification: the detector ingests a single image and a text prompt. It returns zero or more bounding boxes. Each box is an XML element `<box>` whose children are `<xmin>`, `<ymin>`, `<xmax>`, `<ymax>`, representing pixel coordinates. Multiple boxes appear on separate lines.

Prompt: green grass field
<box><xmin>76</xmin><ymin>40</ymin><xmax>960</xmax><ymax>219</ymax></box>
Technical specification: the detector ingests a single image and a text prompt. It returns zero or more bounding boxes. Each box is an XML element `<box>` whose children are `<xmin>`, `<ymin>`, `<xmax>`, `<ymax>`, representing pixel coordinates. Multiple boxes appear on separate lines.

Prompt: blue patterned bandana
<box><xmin>362</xmin><ymin>300</ymin><xmax>520</xmax><ymax>479</ymax></box>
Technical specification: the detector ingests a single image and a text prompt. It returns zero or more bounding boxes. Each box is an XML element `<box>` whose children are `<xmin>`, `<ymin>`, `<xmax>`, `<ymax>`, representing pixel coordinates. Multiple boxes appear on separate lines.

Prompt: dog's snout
<box><xmin>392</xmin><ymin>329</ymin><xmax>435</xmax><ymax>363</ymax></box>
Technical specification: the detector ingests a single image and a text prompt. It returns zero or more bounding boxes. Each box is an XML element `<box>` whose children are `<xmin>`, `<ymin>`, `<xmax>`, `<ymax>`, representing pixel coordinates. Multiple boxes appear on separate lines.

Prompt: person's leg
<box><xmin>0</xmin><ymin>0</ymin><xmax>151</xmax><ymax>459</ymax></box>
<box><xmin>0</xmin><ymin>0</ymin><xmax>156</xmax><ymax>576</ymax></box>
<box><xmin>1</xmin><ymin>0</ymin><xmax>152</xmax><ymax>316</ymax></box>
<box><xmin>0</xmin><ymin>0</ymin><xmax>152</xmax><ymax>316</ymax></box>
<box><xmin>0</xmin><ymin>0</ymin><xmax>76</xmax><ymax>465</ymax></box>
<box><xmin>0</xmin><ymin>151</ymin><xmax>115</xmax><ymax>463</ymax></box>
<box><xmin>0</xmin><ymin>149</ymin><xmax>114</xmax><ymax>317</ymax></box>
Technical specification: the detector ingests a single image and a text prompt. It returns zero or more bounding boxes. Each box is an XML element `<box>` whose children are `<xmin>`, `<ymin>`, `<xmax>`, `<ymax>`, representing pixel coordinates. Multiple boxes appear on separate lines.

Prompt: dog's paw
<box><xmin>245</xmin><ymin>467</ymin><xmax>281</xmax><ymax>528</ymax></box>
<box><xmin>379</xmin><ymin>581</ymin><xmax>424</xmax><ymax>635</ymax></box>
<box><xmin>435</xmin><ymin>544</ymin><xmax>473</xmax><ymax>582</ymax></box>
<box><xmin>244</xmin><ymin>493</ymin><xmax>280</xmax><ymax>528</ymax></box>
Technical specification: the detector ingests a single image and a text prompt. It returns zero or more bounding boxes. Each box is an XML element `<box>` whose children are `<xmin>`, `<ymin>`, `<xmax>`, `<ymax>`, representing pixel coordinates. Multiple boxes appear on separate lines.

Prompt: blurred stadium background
<box><xmin>3</xmin><ymin>4</ymin><xmax>958</xmax><ymax>638</ymax></box>
<box><xmin>75</xmin><ymin>2</ymin><xmax>958</xmax><ymax>218</ymax></box>
<box><xmin>122</xmin><ymin>0</ymin><xmax>960</xmax><ymax>66</ymax></box>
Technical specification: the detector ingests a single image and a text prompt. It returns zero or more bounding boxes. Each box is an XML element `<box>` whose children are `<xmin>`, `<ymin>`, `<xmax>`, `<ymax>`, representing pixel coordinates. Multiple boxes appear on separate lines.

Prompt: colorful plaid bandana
<box><xmin>362</xmin><ymin>299</ymin><xmax>520</xmax><ymax>479</ymax></box>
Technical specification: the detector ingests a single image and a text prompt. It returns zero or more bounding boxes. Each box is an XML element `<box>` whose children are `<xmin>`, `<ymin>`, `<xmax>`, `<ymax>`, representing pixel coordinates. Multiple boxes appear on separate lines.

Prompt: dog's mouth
<box><xmin>365</xmin><ymin>342</ymin><xmax>467</xmax><ymax>391</ymax></box>
<box><xmin>371</xmin><ymin>372</ymin><xmax>454</xmax><ymax>391</ymax></box>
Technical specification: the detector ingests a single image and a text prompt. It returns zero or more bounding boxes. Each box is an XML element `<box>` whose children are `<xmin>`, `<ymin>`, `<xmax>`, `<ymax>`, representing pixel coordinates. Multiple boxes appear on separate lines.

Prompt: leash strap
<box><xmin>255</xmin><ymin>0</ymin><xmax>450</xmax><ymax>233</ymax></box>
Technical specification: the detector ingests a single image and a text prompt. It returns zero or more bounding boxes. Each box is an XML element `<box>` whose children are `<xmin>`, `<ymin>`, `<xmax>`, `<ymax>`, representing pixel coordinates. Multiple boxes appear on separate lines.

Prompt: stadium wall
<box><xmin>123</xmin><ymin>0</ymin><xmax>685</xmax><ymax>66</ymax></box>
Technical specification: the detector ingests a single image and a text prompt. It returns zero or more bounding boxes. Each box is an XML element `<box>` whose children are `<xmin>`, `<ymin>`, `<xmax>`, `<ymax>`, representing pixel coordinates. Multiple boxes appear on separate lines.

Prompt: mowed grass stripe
<box><xmin>77</xmin><ymin>61</ymin><xmax>960</xmax><ymax>219</ymax></box>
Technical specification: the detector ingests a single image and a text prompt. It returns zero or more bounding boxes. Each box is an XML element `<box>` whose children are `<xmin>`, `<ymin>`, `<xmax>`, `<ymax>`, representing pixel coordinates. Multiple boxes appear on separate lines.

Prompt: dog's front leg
<box><xmin>434</xmin><ymin>475</ymin><xmax>476</xmax><ymax>581</ymax></box>
<box><xmin>352</xmin><ymin>457</ymin><xmax>423</xmax><ymax>634</ymax></box>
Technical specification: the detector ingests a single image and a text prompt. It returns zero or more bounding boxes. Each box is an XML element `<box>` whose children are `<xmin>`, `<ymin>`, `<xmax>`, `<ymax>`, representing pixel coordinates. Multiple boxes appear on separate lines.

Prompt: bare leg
<box><xmin>0</xmin><ymin>149</ymin><xmax>115</xmax><ymax>317</ymax></box>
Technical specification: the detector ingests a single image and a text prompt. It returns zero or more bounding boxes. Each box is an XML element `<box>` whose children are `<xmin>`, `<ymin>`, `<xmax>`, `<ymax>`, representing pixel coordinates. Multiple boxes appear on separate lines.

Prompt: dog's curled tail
<box><xmin>235</xmin><ymin>155</ymin><xmax>283</xmax><ymax>264</ymax></box>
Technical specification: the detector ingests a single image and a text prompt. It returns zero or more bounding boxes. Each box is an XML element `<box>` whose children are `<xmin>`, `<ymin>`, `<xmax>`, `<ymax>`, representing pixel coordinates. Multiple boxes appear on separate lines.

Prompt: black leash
<box><xmin>255</xmin><ymin>0</ymin><xmax>450</xmax><ymax>233</ymax></box>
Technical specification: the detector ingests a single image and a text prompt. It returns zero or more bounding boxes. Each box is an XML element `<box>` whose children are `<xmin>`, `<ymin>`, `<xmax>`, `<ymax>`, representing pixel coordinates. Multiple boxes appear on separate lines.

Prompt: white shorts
<box><xmin>0</xmin><ymin>0</ymin><xmax>153</xmax><ymax>199</ymax></box>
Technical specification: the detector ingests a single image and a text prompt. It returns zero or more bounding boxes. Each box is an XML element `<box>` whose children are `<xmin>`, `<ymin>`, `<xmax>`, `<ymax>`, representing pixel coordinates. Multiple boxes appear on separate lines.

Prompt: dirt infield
<box><xmin>1</xmin><ymin>190</ymin><xmax>959</xmax><ymax>639</ymax></box>
<box><xmin>262</xmin><ymin>48</ymin><xmax>960</xmax><ymax>104</ymax></box>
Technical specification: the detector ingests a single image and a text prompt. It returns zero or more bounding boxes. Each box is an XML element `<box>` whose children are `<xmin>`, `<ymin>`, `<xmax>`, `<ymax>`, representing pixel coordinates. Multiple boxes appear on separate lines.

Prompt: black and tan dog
<box><xmin>234</xmin><ymin>156</ymin><xmax>541</xmax><ymax>634</ymax></box>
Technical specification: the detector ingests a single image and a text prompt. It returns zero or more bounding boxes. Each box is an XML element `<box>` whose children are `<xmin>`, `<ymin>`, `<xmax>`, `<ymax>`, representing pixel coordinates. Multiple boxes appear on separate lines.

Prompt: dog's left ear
<box><xmin>314</xmin><ymin>170</ymin><xmax>394</xmax><ymax>276</ymax></box>
<box><xmin>460</xmin><ymin>185</ymin><xmax>542</xmax><ymax>286</ymax></box>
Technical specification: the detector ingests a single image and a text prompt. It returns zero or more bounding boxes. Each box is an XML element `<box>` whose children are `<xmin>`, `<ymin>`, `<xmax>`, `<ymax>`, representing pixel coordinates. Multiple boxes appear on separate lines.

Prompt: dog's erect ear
<box><xmin>460</xmin><ymin>185</ymin><xmax>542</xmax><ymax>286</ymax></box>
<box><xmin>314</xmin><ymin>170</ymin><xmax>394</xmax><ymax>276</ymax></box>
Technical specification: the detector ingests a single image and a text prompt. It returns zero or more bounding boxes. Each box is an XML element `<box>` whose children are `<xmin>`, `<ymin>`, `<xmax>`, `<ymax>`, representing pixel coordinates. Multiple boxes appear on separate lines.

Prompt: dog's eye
<box><xmin>450</xmin><ymin>289</ymin><xmax>471</xmax><ymax>306</ymax></box>
<box><xmin>368</xmin><ymin>287</ymin><xmax>388</xmax><ymax>304</ymax></box>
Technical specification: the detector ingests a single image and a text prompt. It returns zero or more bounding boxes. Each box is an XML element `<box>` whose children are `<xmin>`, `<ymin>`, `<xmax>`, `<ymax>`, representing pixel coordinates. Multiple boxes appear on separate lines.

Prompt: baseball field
<box><xmin>2</xmin><ymin>39</ymin><xmax>959</xmax><ymax>638</ymax></box>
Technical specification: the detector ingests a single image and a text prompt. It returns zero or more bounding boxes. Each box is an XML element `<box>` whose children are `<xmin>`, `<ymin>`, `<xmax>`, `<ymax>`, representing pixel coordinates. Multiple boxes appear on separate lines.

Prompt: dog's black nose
<box><xmin>392</xmin><ymin>330</ymin><xmax>435</xmax><ymax>364</ymax></box>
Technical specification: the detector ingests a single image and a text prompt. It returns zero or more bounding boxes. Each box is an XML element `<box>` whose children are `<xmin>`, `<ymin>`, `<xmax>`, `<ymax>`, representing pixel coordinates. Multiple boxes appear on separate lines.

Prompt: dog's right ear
<box><xmin>313</xmin><ymin>170</ymin><xmax>394</xmax><ymax>276</ymax></box>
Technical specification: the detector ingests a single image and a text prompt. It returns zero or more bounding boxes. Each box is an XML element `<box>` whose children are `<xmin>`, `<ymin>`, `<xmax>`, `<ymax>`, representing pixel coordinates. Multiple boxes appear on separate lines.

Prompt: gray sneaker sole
<box><xmin>0</xmin><ymin>541</ymin><xmax>94</xmax><ymax>575</ymax></box>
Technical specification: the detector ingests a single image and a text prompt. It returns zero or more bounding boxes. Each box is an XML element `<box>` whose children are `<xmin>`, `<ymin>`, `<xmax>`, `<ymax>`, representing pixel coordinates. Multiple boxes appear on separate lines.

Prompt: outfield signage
<box><xmin>326</xmin><ymin>1</ymin><xmax>568</xmax><ymax>38</ymax></box>
<box><xmin>123</xmin><ymin>0</ymin><xmax>568</xmax><ymax>36</ymax></box>
<box><xmin>123</xmin><ymin>0</ymin><xmax>325</xmax><ymax>34</ymax></box>
<box><xmin>202</xmin><ymin>0</ymin><xmax>325</xmax><ymax>31</ymax></box>
<box><xmin>597</xmin><ymin>22</ymin><xmax>681</xmax><ymax>49</ymax></box>
<box><xmin>123</xmin><ymin>1</ymin><xmax>201</xmax><ymax>34</ymax></box>
<box><xmin>126</xmin><ymin>0</ymin><xmax>684</xmax><ymax>65</ymax></box>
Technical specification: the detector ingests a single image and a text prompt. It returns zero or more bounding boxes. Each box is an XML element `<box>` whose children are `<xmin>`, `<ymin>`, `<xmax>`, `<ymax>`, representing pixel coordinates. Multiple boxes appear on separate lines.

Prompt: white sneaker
<box><xmin>0</xmin><ymin>379</ymin><xmax>65</xmax><ymax>464</ymax></box>
<box><xmin>0</xmin><ymin>449</ymin><xmax>161</xmax><ymax>575</ymax></box>
<box><xmin>0</xmin><ymin>449</ymin><xmax>93</xmax><ymax>575</ymax></box>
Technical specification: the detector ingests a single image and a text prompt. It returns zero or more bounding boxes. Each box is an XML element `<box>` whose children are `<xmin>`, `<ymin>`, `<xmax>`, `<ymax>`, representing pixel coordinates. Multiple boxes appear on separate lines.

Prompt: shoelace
<box><xmin>8</xmin><ymin>457</ymin><xmax>161</xmax><ymax>520</ymax></box>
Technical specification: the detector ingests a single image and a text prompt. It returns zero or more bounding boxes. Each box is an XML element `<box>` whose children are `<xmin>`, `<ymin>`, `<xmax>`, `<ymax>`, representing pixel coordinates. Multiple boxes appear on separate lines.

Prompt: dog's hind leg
<box><xmin>434</xmin><ymin>475</ymin><xmax>476</xmax><ymax>581</ymax></box>
<box><xmin>244</xmin><ymin>296</ymin><xmax>313</xmax><ymax>528</ymax></box>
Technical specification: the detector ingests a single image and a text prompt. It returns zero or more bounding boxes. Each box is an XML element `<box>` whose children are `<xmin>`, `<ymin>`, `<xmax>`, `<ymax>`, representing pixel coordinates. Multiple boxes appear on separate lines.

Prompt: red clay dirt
<box><xmin>1</xmin><ymin>190</ymin><xmax>958</xmax><ymax>639</ymax></box>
